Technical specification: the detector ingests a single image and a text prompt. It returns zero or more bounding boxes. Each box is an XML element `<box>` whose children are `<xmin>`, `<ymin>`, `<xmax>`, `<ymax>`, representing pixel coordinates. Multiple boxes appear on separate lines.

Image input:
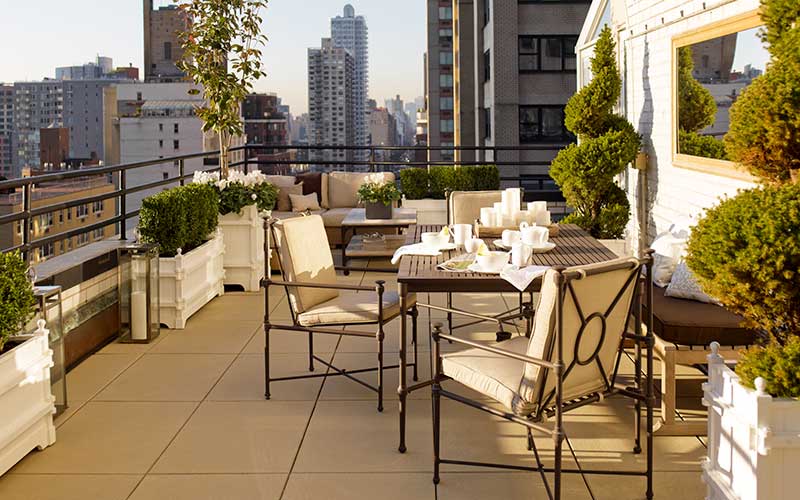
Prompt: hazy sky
<box><xmin>0</xmin><ymin>0</ymin><xmax>427</xmax><ymax>115</ymax></box>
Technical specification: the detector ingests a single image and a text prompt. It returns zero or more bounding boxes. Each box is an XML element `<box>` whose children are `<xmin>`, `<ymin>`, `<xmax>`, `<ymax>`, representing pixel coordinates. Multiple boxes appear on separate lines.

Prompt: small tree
<box><xmin>676</xmin><ymin>47</ymin><xmax>728</xmax><ymax>160</ymax></box>
<box><xmin>0</xmin><ymin>251</ymin><xmax>36</xmax><ymax>351</ymax></box>
<box><xmin>177</xmin><ymin>0</ymin><xmax>269</xmax><ymax>178</ymax></box>
<box><xmin>550</xmin><ymin>26</ymin><xmax>641</xmax><ymax>239</ymax></box>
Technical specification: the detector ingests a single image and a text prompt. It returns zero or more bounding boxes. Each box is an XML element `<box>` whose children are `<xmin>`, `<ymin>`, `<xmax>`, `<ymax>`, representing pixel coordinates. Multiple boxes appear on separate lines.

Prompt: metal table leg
<box><xmin>398</xmin><ymin>282</ymin><xmax>408</xmax><ymax>453</ymax></box>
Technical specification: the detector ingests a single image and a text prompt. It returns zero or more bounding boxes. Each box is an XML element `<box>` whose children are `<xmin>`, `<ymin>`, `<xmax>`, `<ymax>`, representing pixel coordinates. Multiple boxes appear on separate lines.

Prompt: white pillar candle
<box><xmin>131</xmin><ymin>290</ymin><xmax>148</xmax><ymax>340</ymax></box>
<box><xmin>528</xmin><ymin>201</ymin><xmax>548</xmax><ymax>214</ymax></box>
<box><xmin>507</xmin><ymin>188</ymin><xmax>522</xmax><ymax>212</ymax></box>
<box><xmin>480</xmin><ymin>207</ymin><xmax>495</xmax><ymax>227</ymax></box>
<box><xmin>493</xmin><ymin>202</ymin><xmax>504</xmax><ymax>226</ymax></box>
<box><xmin>535</xmin><ymin>210</ymin><xmax>551</xmax><ymax>226</ymax></box>
<box><xmin>513</xmin><ymin>210</ymin><xmax>526</xmax><ymax>226</ymax></box>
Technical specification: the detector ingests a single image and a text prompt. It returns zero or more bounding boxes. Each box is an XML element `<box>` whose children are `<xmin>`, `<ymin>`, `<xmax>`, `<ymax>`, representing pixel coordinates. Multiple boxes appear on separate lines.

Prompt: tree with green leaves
<box><xmin>549</xmin><ymin>26</ymin><xmax>641</xmax><ymax>239</ymax></box>
<box><xmin>0</xmin><ymin>251</ymin><xmax>36</xmax><ymax>352</ymax></box>
<box><xmin>176</xmin><ymin>0</ymin><xmax>269</xmax><ymax>178</ymax></box>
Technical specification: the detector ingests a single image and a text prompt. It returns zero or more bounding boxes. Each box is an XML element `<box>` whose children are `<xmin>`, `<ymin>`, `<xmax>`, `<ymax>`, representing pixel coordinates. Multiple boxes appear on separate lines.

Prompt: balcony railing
<box><xmin>0</xmin><ymin>144</ymin><xmax>567</xmax><ymax>260</ymax></box>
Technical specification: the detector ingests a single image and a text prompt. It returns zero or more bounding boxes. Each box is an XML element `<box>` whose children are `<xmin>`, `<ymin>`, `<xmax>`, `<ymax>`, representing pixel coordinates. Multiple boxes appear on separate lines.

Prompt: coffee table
<box><xmin>340</xmin><ymin>208</ymin><xmax>417</xmax><ymax>273</ymax></box>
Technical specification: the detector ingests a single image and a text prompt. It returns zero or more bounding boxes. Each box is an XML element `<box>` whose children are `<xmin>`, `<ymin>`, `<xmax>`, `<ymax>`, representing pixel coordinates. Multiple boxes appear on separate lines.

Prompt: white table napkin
<box><xmin>391</xmin><ymin>243</ymin><xmax>443</xmax><ymax>264</ymax></box>
<box><xmin>500</xmin><ymin>265</ymin><xmax>551</xmax><ymax>292</ymax></box>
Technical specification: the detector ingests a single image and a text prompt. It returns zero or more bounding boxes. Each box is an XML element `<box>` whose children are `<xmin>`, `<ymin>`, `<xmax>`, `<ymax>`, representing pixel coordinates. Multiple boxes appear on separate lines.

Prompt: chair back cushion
<box><xmin>519</xmin><ymin>258</ymin><xmax>641</xmax><ymax>413</ymax></box>
<box><xmin>273</xmin><ymin>215</ymin><xmax>339</xmax><ymax>314</ymax></box>
<box><xmin>448</xmin><ymin>191</ymin><xmax>503</xmax><ymax>225</ymax></box>
<box><xmin>328</xmin><ymin>172</ymin><xmax>395</xmax><ymax>209</ymax></box>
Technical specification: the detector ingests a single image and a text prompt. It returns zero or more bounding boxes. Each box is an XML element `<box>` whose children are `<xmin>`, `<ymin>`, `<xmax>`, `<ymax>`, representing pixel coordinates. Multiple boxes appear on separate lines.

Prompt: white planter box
<box><xmin>703</xmin><ymin>342</ymin><xmax>800</xmax><ymax>500</ymax></box>
<box><xmin>402</xmin><ymin>198</ymin><xmax>447</xmax><ymax>225</ymax></box>
<box><xmin>219</xmin><ymin>205</ymin><xmax>264</xmax><ymax>292</ymax></box>
<box><xmin>159</xmin><ymin>230</ymin><xmax>225</xmax><ymax>329</ymax></box>
<box><xmin>0</xmin><ymin>320</ymin><xmax>56</xmax><ymax>477</ymax></box>
<box><xmin>598</xmin><ymin>238</ymin><xmax>630</xmax><ymax>257</ymax></box>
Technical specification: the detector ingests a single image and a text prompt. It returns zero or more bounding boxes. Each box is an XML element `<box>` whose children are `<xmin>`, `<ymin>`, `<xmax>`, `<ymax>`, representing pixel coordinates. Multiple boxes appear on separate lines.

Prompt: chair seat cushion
<box><xmin>644</xmin><ymin>286</ymin><xmax>757</xmax><ymax>346</ymax></box>
<box><xmin>320</xmin><ymin>208</ymin><xmax>353</xmax><ymax>228</ymax></box>
<box><xmin>271</xmin><ymin>210</ymin><xmax>326</xmax><ymax>221</ymax></box>
<box><xmin>441</xmin><ymin>337</ymin><xmax>533</xmax><ymax>415</ymax></box>
<box><xmin>297</xmin><ymin>291</ymin><xmax>417</xmax><ymax>327</ymax></box>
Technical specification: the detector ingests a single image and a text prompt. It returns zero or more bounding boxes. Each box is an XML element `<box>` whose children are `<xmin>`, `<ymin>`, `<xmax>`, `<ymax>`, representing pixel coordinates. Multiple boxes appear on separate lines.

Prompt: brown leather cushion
<box><xmin>296</xmin><ymin>172</ymin><xmax>323</xmax><ymax>204</ymax></box>
<box><xmin>643</xmin><ymin>286</ymin><xmax>757</xmax><ymax>346</ymax></box>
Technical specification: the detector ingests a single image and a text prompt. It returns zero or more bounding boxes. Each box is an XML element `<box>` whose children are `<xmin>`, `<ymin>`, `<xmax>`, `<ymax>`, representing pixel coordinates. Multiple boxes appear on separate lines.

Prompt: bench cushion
<box><xmin>644</xmin><ymin>286</ymin><xmax>757</xmax><ymax>346</ymax></box>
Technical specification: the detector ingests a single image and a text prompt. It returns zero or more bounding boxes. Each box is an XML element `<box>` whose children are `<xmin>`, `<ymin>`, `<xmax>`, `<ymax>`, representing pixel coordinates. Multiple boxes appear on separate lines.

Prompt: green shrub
<box><xmin>399</xmin><ymin>168</ymin><xmax>429</xmax><ymax>200</ymax></box>
<box><xmin>464</xmin><ymin>165</ymin><xmax>501</xmax><ymax>191</ymax></box>
<box><xmin>217</xmin><ymin>181</ymin><xmax>278</xmax><ymax>215</ymax></box>
<box><xmin>0</xmin><ymin>251</ymin><xmax>36</xmax><ymax>351</ymax></box>
<box><xmin>677</xmin><ymin>47</ymin><xmax>717</xmax><ymax>133</ymax></box>
<box><xmin>736</xmin><ymin>336</ymin><xmax>800</xmax><ymax>399</ymax></box>
<box><xmin>679</xmin><ymin>130</ymin><xmax>728</xmax><ymax>160</ymax></box>
<box><xmin>550</xmin><ymin>27</ymin><xmax>640</xmax><ymax>239</ymax></box>
<box><xmin>138</xmin><ymin>183</ymin><xmax>219</xmax><ymax>257</ymax></box>
<box><xmin>413</xmin><ymin>165</ymin><xmax>501</xmax><ymax>200</ymax></box>
<box><xmin>686</xmin><ymin>182</ymin><xmax>800</xmax><ymax>343</ymax></box>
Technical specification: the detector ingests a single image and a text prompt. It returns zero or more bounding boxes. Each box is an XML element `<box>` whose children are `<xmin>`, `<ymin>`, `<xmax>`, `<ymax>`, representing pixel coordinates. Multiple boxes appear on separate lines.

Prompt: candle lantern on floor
<box><xmin>33</xmin><ymin>285</ymin><xmax>67</xmax><ymax>415</ymax></box>
<box><xmin>118</xmin><ymin>243</ymin><xmax>160</xmax><ymax>343</ymax></box>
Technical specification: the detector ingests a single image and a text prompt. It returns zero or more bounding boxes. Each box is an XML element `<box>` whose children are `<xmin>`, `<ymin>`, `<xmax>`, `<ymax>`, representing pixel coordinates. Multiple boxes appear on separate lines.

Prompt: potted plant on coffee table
<box><xmin>193</xmin><ymin>170</ymin><xmax>278</xmax><ymax>291</ymax></box>
<box><xmin>358</xmin><ymin>173</ymin><xmax>401</xmax><ymax>220</ymax></box>
<box><xmin>0</xmin><ymin>251</ymin><xmax>55</xmax><ymax>476</ymax></box>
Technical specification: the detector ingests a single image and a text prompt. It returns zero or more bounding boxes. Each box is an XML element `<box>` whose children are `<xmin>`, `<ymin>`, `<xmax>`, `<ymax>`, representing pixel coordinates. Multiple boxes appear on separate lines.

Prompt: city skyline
<box><xmin>0</xmin><ymin>0</ymin><xmax>426</xmax><ymax>115</ymax></box>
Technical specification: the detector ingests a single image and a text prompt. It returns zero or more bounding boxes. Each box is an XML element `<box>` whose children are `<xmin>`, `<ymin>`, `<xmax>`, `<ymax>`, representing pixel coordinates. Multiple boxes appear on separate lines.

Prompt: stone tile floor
<box><xmin>0</xmin><ymin>265</ymin><xmax>708</xmax><ymax>499</ymax></box>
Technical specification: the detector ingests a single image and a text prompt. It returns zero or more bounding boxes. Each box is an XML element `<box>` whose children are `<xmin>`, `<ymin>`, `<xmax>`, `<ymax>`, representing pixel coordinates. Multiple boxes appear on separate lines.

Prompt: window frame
<box><xmin>518</xmin><ymin>35</ymin><xmax>578</xmax><ymax>73</ymax></box>
<box><xmin>518</xmin><ymin>105</ymin><xmax>574</xmax><ymax>144</ymax></box>
<box><xmin>484</xmin><ymin>50</ymin><xmax>491</xmax><ymax>82</ymax></box>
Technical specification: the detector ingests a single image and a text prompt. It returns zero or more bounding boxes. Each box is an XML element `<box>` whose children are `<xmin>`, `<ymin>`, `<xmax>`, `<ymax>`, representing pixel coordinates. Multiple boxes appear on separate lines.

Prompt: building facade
<box><xmin>426</xmin><ymin>1</ymin><xmax>456</xmax><ymax>161</ymax></box>
<box><xmin>56</xmin><ymin>56</ymin><xmax>140</xmax><ymax>82</ymax></box>
<box><xmin>243</xmin><ymin>93</ymin><xmax>289</xmax><ymax>153</ymax></box>
<box><xmin>369</xmin><ymin>107</ymin><xmax>397</xmax><ymax>160</ymax></box>
<box><xmin>0</xmin><ymin>85</ymin><xmax>13</xmax><ymax>178</ymax></box>
<box><xmin>143</xmin><ymin>0</ymin><xmax>188</xmax><ymax>83</ymax></box>
<box><xmin>307</xmin><ymin>38</ymin><xmax>355</xmax><ymax>166</ymax></box>
<box><xmin>330</xmin><ymin>4</ymin><xmax>369</xmax><ymax>160</ymax></box>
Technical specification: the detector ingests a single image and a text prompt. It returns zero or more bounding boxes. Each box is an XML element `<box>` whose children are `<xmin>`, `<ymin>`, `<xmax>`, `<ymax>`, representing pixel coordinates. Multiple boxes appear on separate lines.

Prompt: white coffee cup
<box><xmin>465</xmin><ymin>237</ymin><xmax>483</xmax><ymax>254</ymax></box>
<box><xmin>520</xmin><ymin>222</ymin><xmax>549</xmax><ymax>247</ymax></box>
<box><xmin>511</xmin><ymin>242</ymin><xmax>533</xmax><ymax>267</ymax></box>
<box><xmin>501</xmin><ymin>230</ymin><xmax>521</xmax><ymax>247</ymax></box>
<box><xmin>449</xmin><ymin>224</ymin><xmax>472</xmax><ymax>247</ymax></box>
<box><xmin>476</xmin><ymin>251</ymin><xmax>509</xmax><ymax>273</ymax></box>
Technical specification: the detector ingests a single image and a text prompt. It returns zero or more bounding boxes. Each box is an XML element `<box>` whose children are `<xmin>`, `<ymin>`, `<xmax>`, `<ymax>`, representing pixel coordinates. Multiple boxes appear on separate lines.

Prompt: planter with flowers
<box><xmin>194</xmin><ymin>170</ymin><xmax>278</xmax><ymax>291</ymax></box>
<box><xmin>0</xmin><ymin>251</ymin><xmax>55</xmax><ymax>476</ymax></box>
<box><xmin>358</xmin><ymin>173</ymin><xmax>402</xmax><ymax>220</ymax></box>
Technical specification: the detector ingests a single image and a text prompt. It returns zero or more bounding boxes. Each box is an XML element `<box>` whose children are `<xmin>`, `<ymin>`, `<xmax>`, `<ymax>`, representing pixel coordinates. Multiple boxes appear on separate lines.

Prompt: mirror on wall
<box><xmin>676</xmin><ymin>26</ymin><xmax>768</xmax><ymax>161</ymax></box>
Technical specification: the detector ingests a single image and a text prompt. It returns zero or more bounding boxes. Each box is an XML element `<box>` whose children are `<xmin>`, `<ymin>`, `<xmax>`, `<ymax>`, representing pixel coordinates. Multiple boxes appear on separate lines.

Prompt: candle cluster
<box><xmin>478</xmin><ymin>189</ymin><xmax>551</xmax><ymax>228</ymax></box>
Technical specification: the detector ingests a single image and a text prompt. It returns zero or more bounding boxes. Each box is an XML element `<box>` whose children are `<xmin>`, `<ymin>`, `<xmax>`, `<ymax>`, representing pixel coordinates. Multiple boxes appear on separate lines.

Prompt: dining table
<box><xmin>394</xmin><ymin>223</ymin><xmax>619</xmax><ymax>453</ymax></box>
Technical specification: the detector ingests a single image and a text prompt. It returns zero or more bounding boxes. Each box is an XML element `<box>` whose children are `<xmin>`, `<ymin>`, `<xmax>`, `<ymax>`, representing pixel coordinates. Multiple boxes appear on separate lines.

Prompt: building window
<box><xmin>76</xmin><ymin>204</ymin><xmax>89</xmax><ymax>218</ymax></box>
<box><xmin>136</xmin><ymin>92</ymin><xmax>143</xmax><ymax>101</ymax></box>
<box><xmin>439</xmin><ymin>74</ymin><xmax>454</xmax><ymax>88</ymax></box>
<box><xmin>519</xmin><ymin>106</ymin><xmax>573</xmax><ymax>143</ymax></box>
<box><xmin>164</xmin><ymin>42</ymin><xmax>172</xmax><ymax>61</ymax></box>
<box><xmin>92</xmin><ymin>200</ymin><xmax>103</xmax><ymax>214</ymax></box>
<box><xmin>441</xmin><ymin>120</ymin><xmax>455</xmax><ymax>133</ymax></box>
<box><xmin>159</xmin><ymin>139</ymin><xmax>164</xmax><ymax>148</ymax></box>
<box><xmin>484</xmin><ymin>50</ymin><xmax>491</xmax><ymax>82</ymax></box>
<box><xmin>39</xmin><ymin>242</ymin><xmax>54</xmax><ymax>260</ymax></box>
<box><xmin>163</xmin><ymin>172</ymin><xmax>170</xmax><ymax>180</ymax></box>
<box><xmin>174</xmin><ymin>123</ymin><xmax>179</xmax><ymax>134</ymax></box>
<box><xmin>441</xmin><ymin>142</ymin><xmax>455</xmax><ymax>161</ymax></box>
<box><xmin>439</xmin><ymin>6</ymin><xmax>453</xmax><ymax>20</ymax></box>
<box><xmin>439</xmin><ymin>28</ymin><xmax>453</xmax><ymax>44</ymax></box>
<box><xmin>484</xmin><ymin>1</ymin><xmax>490</xmax><ymax>26</ymax></box>
<box><xmin>77</xmin><ymin>232</ymin><xmax>90</xmax><ymax>246</ymax></box>
<box><xmin>92</xmin><ymin>228</ymin><xmax>104</xmax><ymax>240</ymax></box>
<box><xmin>159</xmin><ymin>123</ymin><xmax>164</xmax><ymax>132</ymax></box>
<box><xmin>439</xmin><ymin>51</ymin><xmax>453</xmax><ymax>66</ymax></box>
<box><xmin>440</xmin><ymin>97</ymin><xmax>454</xmax><ymax>110</ymax></box>
<box><xmin>519</xmin><ymin>36</ymin><xmax>578</xmax><ymax>72</ymax></box>
<box><xmin>484</xmin><ymin>108</ymin><xmax>492</xmax><ymax>139</ymax></box>
<box><xmin>173</xmin><ymin>140</ymin><xmax>180</xmax><ymax>150</ymax></box>
<box><xmin>66</xmin><ymin>207</ymin><xmax>72</xmax><ymax>221</ymax></box>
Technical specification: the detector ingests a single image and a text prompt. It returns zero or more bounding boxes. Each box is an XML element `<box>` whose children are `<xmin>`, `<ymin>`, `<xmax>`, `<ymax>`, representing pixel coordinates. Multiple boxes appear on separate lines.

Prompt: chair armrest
<box><xmin>437</xmin><ymin>332</ymin><xmax>556</xmax><ymax>370</ymax></box>
<box><xmin>266</xmin><ymin>279</ymin><xmax>374</xmax><ymax>292</ymax></box>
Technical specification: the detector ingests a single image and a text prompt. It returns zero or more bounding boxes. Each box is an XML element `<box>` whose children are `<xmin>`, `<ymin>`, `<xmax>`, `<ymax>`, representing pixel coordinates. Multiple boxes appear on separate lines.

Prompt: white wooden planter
<box><xmin>0</xmin><ymin>320</ymin><xmax>56</xmax><ymax>477</ymax></box>
<box><xmin>401</xmin><ymin>198</ymin><xmax>447</xmax><ymax>225</ymax></box>
<box><xmin>159</xmin><ymin>230</ymin><xmax>225</xmax><ymax>329</ymax></box>
<box><xmin>219</xmin><ymin>205</ymin><xmax>264</xmax><ymax>292</ymax></box>
<box><xmin>702</xmin><ymin>342</ymin><xmax>800</xmax><ymax>500</ymax></box>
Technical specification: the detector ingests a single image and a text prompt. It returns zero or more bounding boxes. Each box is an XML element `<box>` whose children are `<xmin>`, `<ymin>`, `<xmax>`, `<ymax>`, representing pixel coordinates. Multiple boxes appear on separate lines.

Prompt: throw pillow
<box><xmin>295</xmin><ymin>172</ymin><xmax>324</xmax><ymax>206</ymax></box>
<box><xmin>665</xmin><ymin>261</ymin><xmax>720</xmax><ymax>304</ymax></box>
<box><xmin>276</xmin><ymin>182</ymin><xmax>304</xmax><ymax>212</ymax></box>
<box><xmin>650</xmin><ymin>232</ymin><xmax>687</xmax><ymax>287</ymax></box>
<box><xmin>290</xmin><ymin>193</ymin><xmax>321</xmax><ymax>212</ymax></box>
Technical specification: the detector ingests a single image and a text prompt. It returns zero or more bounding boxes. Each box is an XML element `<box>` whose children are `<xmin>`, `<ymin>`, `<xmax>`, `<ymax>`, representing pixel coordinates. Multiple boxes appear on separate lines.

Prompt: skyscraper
<box><xmin>143</xmin><ymin>0</ymin><xmax>188</xmax><ymax>83</ymax></box>
<box><xmin>0</xmin><ymin>85</ymin><xmax>13</xmax><ymax>178</ymax></box>
<box><xmin>308</xmin><ymin>39</ymin><xmax>355</xmax><ymax>165</ymax></box>
<box><xmin>330</xmin><ymin>4</ymin><xmax>368</xmax><ymax>160</ymax></box>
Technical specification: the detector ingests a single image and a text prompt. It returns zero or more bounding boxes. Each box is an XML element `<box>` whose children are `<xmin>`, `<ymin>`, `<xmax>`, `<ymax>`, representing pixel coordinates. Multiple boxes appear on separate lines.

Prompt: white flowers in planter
<box><xmin>193</xmin><ymin>169</ymin><xmax>278</xmax><ymax>216</ymax></box>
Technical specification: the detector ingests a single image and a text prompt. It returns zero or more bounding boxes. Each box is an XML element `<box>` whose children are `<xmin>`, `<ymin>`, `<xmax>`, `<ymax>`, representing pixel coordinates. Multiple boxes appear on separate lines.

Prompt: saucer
<box><xmin>531</xmin><ymin>242</ymin><xmax>556</xmax><ymax>253</ymax></box>
<box><xmin>493</xmin><ymin>240</ymin><xmax>514</xmax><ymax>250</ymax></box>
<box><xmin>467</xmin><ymin>263</ymin><xmax>503</xmax><ymax>274</ymax></box>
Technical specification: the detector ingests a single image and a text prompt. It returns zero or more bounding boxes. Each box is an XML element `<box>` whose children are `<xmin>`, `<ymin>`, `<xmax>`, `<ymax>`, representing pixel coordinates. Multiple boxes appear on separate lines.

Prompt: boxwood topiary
<box><xmin>413</xmin><ymin>165</ymin><xmax>501</xmax><ymax>200</ymax></box>
<box><xmin>399</xmin><ymin>168</ymin><xmax>429</xmax><ymax>200</ymax></box>
<box><xmin>736</xmin><ymin>336</ymin><xmax>800</xmax><ymax>398</ymax></box>
<box><xmin>138</xmin><ymin>183</ymin><xmax>219</xmax><ymax>257</ymax></box>
<box><xmin>0</xmin><ymin>251</ymin><xmax>36</xmax><ymax>352</ymax></box>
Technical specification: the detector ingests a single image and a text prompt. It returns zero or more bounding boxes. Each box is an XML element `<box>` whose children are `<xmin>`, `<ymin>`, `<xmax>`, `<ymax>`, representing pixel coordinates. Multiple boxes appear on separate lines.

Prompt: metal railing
<box><xmin>0</xmin><ymin>144</ymin><xmax>567</xmax><ymax>259</ymax></box>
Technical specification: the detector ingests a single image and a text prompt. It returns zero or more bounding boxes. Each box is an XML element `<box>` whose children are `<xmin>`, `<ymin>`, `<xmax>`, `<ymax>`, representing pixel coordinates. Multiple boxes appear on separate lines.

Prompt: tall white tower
<box><xmin>331</xmin><ymin>4</ymin><xmax>369</xmax><ymax>162</ymax></box>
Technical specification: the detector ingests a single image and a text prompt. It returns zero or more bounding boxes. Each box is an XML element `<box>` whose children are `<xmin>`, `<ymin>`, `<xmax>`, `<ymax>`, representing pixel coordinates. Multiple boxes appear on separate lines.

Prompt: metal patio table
<box><xmin>395</xmin><ymin>224</ymin><xmax>618</xmax><ymax>453</ymax></box>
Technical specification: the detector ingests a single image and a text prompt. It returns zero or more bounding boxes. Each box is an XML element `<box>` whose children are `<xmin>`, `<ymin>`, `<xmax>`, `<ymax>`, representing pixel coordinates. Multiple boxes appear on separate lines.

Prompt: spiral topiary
<box><xmin>550</xmin><ymin>26</ymin><xmax>641</xmax><ymax>239</ymax></box>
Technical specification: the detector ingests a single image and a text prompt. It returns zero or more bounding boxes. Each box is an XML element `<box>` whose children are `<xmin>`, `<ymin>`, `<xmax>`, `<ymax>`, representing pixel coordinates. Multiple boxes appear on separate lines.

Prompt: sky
<box><xmin>0</xmin><ymin>0</ymin><xmax>427</xmax><ymax>115</ymax></box>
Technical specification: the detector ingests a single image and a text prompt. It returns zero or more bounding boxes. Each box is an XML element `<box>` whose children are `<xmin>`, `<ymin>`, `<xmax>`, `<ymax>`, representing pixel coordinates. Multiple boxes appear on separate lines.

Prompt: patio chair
<box><xmin>262</xmin><ymin>214</ymin><xmax>419</xmax><ymax>411</ymax></box>
<box><xmin>429</xmin><ymin>254</ymin><xmax>655</xmax><ymax>500</ymax></box>
<box><xmin>444</xmin><ymin>190</ymin><xmax>535</xmax><ymax>341</ymax></box>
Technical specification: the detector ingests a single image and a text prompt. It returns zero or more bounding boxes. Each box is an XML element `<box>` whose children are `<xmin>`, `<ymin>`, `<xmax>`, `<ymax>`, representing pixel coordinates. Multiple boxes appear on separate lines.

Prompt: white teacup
<box><xmin>449</xmin><ymin>224</ymin><xmax>472</xmax><ymax>247</ymax></box>
<box><xmin>501</xmin><ymin>230</ymin><xmax>521</xmax><ymax>247</ymax></box>
<box><xmin>421</xmin><ymin>231</ymin><xmax>449</xmax><ymax>248</ymax></box>
<box><xmin>519</xmin><ymin>222</ymin><xmax>549</xmax><ymax>247</ymax></box>
<box><xmin>511</xmin><ymin>242</ymin><xmax>533</xmax><ymax>267</ymax></box>
<box><xmin>476</xmin><ymin>251</ymin><xmax>509</xmax><ymax>273</ymax></box>
<box><xmin>464</xmin><ymin>237</ymin><xmax>484</xmax><ymax>254</ymax></box>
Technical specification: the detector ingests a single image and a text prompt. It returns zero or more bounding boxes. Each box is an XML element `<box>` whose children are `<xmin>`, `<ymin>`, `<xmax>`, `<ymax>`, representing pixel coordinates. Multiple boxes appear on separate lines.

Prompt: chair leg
<box><xmin>377</xmin><ymin>329</ymin><xmax>384</xmax><ymax>413</ymax></box>
<box><xmin>308</xmin><ymin>332</ymin><xmax>314</xmax><ymax>372</ymax></box>
<box><xmin>264</xmin><ymin>323</ymin><xmax>271</xmax><ymax>400</ymax></box>
<box><xmin>432</xmin><ymin>381</ymin><xmax>441</xmax><ymax>485</ymax></box>
<box><xmin>446</xmin><ymin>293</ymin><xmax>453</xmax><ymax>343</ymax></box>
<box><xmin>411</xmin><ymin>305</ymin><xmax>419</xmax><ymax>382</ymax></box>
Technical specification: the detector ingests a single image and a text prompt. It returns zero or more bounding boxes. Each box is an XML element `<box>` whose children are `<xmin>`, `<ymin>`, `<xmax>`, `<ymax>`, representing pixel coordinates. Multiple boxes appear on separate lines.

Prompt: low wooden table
<box><xmin>394</xmin><ymin>223</ymin><xmax>619</xmax><ymax>453</ymax></box>
<box><xmin>340</xmin><ymin>208</ymin><xmax>417</xmax><ymax>273</ymax></box>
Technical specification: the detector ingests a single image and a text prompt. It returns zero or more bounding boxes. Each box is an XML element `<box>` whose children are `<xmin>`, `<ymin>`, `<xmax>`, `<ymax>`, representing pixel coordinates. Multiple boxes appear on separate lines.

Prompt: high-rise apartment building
<box><xmin>143</xmin><ymin>0</ymin><xmax>188</xmax><ymax>83</ymax></box>
<box><xmin>243</xmin><ymin>93</ymin><xmax>289</xmax><ymax>154</ymax></box>
<box><xmin>307</xmin><ymin>38</ymin><xmax>355</xmax><ymax>166</ymax></box>
<box><xmin>56</xmin><ymin>56</ymin><xmax>140</xmax><ymax>81</ymax></box>
<box><xmin>0</xmin><ymin>85</ymin><xmax>13</xmax><ymax>178</ymax></box>
<box><xmin>12</xmin><ymin>81</ymin><xmax>64</xmax><ymax>175</ymax></box>
<box><xmin>426</xmin><ymin>1</ymin><xmax>456</xmax><ymax>161</ymax></box>
<box><xmin>330</xmin><ymin>4</ymin><xmax>369</xmax><ymax>160</ymax></box>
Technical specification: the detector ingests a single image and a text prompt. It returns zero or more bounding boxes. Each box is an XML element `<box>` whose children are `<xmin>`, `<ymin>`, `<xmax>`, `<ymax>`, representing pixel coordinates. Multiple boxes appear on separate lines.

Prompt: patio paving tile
<box><xmin>152</xmin><ymin>401</ymin><xmax>314</xmax><ymax>473</ymax></box>
<box><xmin>282</xmin><ymin>473</ymin><xmax>435</xmax><ymax>500</ymax></box>
<box><xmin>64</xmin><ymin>352</ymin><xmax>141</xmax><ymax>402</ymax></box>
<box><xmin>11</xmin><ymin>402</ymin><xmax>197</xmax><ymax>474</ymax></box>
<box><xmin>128</xmin><ymin>474</ymin><xmax>286</xmax><ymax>500</ymax></box>
<box><xmin>0</xmin><ymin>474</ymin><xmax>141</xmax><ymax>500</ymax></box>
<box><xmin>244</xmin><ymin>327</ymin><xmax>341</xmax><ymax>354</ymax></box>
<box><xmin>149</xmin><ymin>319</ymin><xmax>260</xmax><ymax>354</ymax></box>
<box><xmin>94</xmin><ymin>354</ymin><xmax>235</xmax><ymax>402</ymax></box>
<box><xmin>190</xmin><ymin>292</ymin><xmax>266</xmax><ymax>323</ymax></box>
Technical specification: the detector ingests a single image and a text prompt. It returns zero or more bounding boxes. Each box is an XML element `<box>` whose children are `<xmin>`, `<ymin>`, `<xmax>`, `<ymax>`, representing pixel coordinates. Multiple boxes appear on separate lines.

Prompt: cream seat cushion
<box><xmin>328</xmin><ymin>172</ymin><xmax>395</xmax><ymax>209</ymax></box>
<box><xmin>271</xmin><ymin>210</ymin><xmax>325</xmax><ymax>221</ymax></box>
<box><xmin>320</xmin><ymin>207</ymin><xmax>353</xmax><ymax>228</ymax></box>
<box><xmin>298</xmin><ymin>291</ymin><xmax>417</xmax><ymax>327</ymax></box>
<box><xmin>441</xmin><ymin>336</ymin><xmax>533</xmax><ymax>414</ymax></box>
<box><xmin>290</xmin><ymin>193</ymin><xmax>322</xmax><ymax>212</ymax></box>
